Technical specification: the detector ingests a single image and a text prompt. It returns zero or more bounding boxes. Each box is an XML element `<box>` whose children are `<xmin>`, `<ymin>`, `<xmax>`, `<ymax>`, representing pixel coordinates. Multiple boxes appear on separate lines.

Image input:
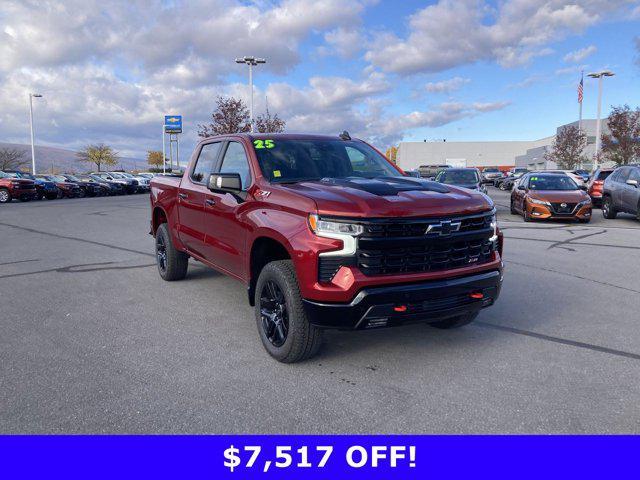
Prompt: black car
<box><xmin>434</xmin><ymin>167</ymin><xmax>488</xmax><ymax>193</ymax></box>
<box><xmin>602</xmin><ymin>165</ymin><xmax>640</xmax><ymax>221</ymax></box>
<box><xmin>3</xmin><ymin>170</ymin><xmax>59</xmax><ymax>200</ymax></box>
<box><xmin>61</xmin><ymin>174</ymin><xmax>104</xmax><ymax>197</ymax></box>
<box><xmin>496</xmin><ymin>172</ymin><xmax>526</xmax><ymax>191</ymax></box>
<box><xmin>87</xmin><ymin>174</ymin><xmax>125</xmax><ymax>195</ymax></box>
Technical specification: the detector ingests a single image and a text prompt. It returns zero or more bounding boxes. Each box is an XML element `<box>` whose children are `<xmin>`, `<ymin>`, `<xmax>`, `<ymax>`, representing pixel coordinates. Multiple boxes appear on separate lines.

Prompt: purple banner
<box><xmin>0</xmin><ymin>435</ymin><xmax>637</xmax><ymax>479</ymax></box>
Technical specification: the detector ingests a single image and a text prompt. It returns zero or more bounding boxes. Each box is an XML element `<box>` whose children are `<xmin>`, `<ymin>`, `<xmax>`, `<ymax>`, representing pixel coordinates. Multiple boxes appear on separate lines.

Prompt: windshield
<box><xmin>528</xmin><ymin>175</ymin><xmax>578</xmax><ymax>191</ymax></box>
<box><xmin>251</xmin><ymin>138</ymin><xmax>400</xmax><ymax>183</ymax></box>
<box><xmin>437</xmin><ymin>169</ymin><xmax>479</xmax><ymax>184</ymax></box>
<box><xmin>484</xmin><ymin>168</ymin><xmax>499</xmax><ymax>173</ymax></box>
<box><xmin>1</xmin><ymin>172</ymin><xmax>20</xmax><ymax>178</ymax></box>
<box><xmin>119</xmin><ymin>173</ymin><xmax>133</xmax><ymax>178</ymax></box>
<box><xmin>65</xmin><ymin>175</ymin><xmax>80</xmax><ymax>182</ymax></box>
<box><xmin>47</xmin><ymin>175</ymin><xmax>68</xmax><ymax>182</ymax></box>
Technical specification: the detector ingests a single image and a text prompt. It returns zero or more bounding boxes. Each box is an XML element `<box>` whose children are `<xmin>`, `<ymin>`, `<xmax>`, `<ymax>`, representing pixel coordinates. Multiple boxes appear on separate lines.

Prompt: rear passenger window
<box><xmin>617</xmin><ymin>168</ymin><xmax>631</xmax><ymax>182</ymax></box>
<box><xmin>630</xmin><ymin>169</ymin><xmax>640</xmax><ymax>182</ymax></box>
<box><xmin>191</xmin><ymin>142</ymin><xmax>222</xmax><ymax>183</ymax></box>
<box><xmin>219</xmin><ymin>142</ymin><xmax>251</xmax><ymax>190</ymax></box>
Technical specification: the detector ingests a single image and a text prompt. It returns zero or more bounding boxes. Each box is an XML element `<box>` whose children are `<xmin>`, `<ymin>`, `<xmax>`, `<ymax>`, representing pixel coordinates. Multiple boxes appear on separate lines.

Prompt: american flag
<box><xmin>577</xmin><ymin>73</ymin><xmax>583</xmax><ymax>104</ymax></box>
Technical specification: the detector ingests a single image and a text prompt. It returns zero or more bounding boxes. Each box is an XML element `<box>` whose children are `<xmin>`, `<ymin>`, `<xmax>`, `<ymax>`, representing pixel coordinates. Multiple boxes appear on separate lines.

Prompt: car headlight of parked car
<box><xmin>528</xmin><ymin>198</ymin><xmax>551</xmax><ymax>207</ymax></box>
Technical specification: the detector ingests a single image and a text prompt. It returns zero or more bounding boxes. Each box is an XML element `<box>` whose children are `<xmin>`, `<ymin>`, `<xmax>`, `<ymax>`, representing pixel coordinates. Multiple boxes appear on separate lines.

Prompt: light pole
<box><xmin>28</xmin><ymin>93</ymin><xmax>43</xmax><ymax>174</ymax></box>
<box><xmin>235</xmin><ymin>56</ymin><xmax>266</xmax><ymax>132</ymax></box>
<box><xmin>587</xmin><ymin>70</ymin><xmax>615</xmax><ymax>169</ymax></box>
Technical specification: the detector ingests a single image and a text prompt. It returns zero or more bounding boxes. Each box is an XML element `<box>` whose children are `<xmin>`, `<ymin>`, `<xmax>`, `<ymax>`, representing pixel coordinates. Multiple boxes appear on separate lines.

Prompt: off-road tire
<box><xmin>155</xmin><ymin>223</ymin><xmax>188</xmax><ymax>281</ymax></box>
<box><xmin>255</xmin><ymin>260</ymin><xmax>322</xmax><ymax>363</ymax></box>
<box><xmin>0</xmin><ymin>188</ymin><xmax>11</xmax><ymax>203</ymax></box>
<box><xmin>429</xmin><ymin>312</ymin><xmax>479</xmax><ymax>329</ymax></box>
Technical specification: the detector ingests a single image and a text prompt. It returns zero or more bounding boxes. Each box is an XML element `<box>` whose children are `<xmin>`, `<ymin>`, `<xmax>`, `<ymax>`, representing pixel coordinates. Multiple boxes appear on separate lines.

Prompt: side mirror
<box><xmin>579</xmin><ymin>185</ymin><xmax>588</xmax><ymax>191</ymax></box>
<box><xmin>208</xmin><ymin>173</ymin><xmax>242</xmax><ymax>193</ymax></box>
<box><xmin>517</xmin><ymin>184</ymin><xmax>526</xmax><ymax>191</ymax></box>
<box><xmin>626</xmin><ymin>179</ymin><xmax>639</xmax><ymax>188</ymax></box>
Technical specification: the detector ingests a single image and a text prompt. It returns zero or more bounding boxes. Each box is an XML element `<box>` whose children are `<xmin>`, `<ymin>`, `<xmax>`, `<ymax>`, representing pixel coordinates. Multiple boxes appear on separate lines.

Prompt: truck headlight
<box><xmin>489</xmin><ymin>213</ymin><xmax>498</xmax><ymax>242</ymax></box>
<box><xmin>308</xmin><ymin>214</ymin><xmax>363</xmax><ymax>236</ymax></box>
<box><xmin>308</xmin><ymin>214</ymin><xmax>362</xmax><ymax>257</ymax></box>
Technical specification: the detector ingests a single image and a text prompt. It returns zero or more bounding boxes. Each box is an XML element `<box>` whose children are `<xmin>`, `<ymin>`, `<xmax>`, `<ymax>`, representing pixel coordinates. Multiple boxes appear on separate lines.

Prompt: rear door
<box><xmin>202</xmin><ymin>140</ymin><xmax>253</xmax><ymax>279</ymax></box>
<box><xmin>623</xmin><ymin>168</ymin><xmax>640</xmax><ymax>213</ymax></box>
<box><xmin>177</xmin><ymin>141</ymin><xmax>223</xmax><ymax>257</ymax></box>
<box><xmin>613</xmin><ymin>167</ymin><xmax>631</xmax><ymax>212</ymax></box>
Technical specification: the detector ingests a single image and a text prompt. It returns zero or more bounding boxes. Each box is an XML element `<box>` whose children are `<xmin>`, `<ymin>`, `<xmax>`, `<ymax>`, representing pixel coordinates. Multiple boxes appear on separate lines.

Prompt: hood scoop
<box><xmin>317</xmin><ymin>176</ymin><xmax>450</xmax><ymax>196</ymax></box>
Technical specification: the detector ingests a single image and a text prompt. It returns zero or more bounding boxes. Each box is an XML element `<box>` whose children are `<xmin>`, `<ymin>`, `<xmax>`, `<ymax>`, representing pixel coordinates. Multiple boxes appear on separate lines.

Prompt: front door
<box><xmin>176</xmin><ymin>141</ymin><xmax>222</xmax><ymax>257</ymax></box>
<box><xmin>203</xmin><ymin>141</ymin><xmax>253</xmax><ymax>279</ymax></box>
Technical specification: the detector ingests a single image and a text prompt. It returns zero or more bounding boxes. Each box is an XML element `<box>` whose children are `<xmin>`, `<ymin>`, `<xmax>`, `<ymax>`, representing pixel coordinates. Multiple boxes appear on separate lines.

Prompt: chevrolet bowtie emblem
<box><xmin>426</xmin><ymin>220</ymin><xmax>461</xmax><ymax>236</ymax></box>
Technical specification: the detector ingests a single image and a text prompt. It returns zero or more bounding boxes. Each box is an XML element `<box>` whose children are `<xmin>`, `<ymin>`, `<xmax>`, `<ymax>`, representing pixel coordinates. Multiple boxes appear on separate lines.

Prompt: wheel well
<box><xmin>152</xmin><ymin>207</ymin><xmax>168</xmax><ymax>235</ymax></box>
<box><xmin>248</xmin><ymin>237</ymin><xmax>291</xmax><ymax>306</ymax></box>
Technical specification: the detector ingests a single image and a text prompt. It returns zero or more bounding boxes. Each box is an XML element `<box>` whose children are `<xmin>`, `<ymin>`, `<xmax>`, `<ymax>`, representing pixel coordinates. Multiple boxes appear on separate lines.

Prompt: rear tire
<box><xmin>510</xmin><ymin>198</ymin><xmax>517</xmax><ymax>215</ymax></box>
<box><xmin>155</xmin><ymin>223</ymin><xmax>188</xmax><ymax>281</ymax></box>
<box><xmin>255</xmin><ymin>260</ymin><xmax>322</xmax><ymax>363</ymax></box>
<box><xmin>429</xmin><ymin>312</ymin><xmax>478</xmax><ymax>329</ymax></box>
<box><xmin>602</xmin><ymin>196</ymin><xmax>617</xmax><ymax>219</ymax></box>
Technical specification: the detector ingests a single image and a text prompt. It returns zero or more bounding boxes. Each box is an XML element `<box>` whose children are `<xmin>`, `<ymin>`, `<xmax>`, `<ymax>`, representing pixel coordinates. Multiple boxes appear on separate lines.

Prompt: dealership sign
<box><xmin>164</xmin><ymin>115</ymin><xmax>182</xmax><ymax>134</ymax></box>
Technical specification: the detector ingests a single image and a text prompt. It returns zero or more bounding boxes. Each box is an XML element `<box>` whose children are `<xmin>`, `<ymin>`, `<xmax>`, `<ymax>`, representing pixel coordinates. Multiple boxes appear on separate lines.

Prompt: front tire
<box><xmin>602</xmin><ymin>196</ymin><xmax>617</xmax><ymax>219</ymax></box>
<box><xmin>430</xmin><ymin>312</ymin><xmax>478</xmax><ymax>329</ymax></box>
<box><xmin>0</xmin><ymin>188</ymin><xmax>11</xmax><ymax>203</ymax></box>
<box><xmin>155</xmin><ymin>223</ymin><xmax>188</xmax><ymax>281</ymax></box>
<box><xmin>510</xmin><ymin>198</ymin><xmax>517</xmax><ymax>214</ymax></box>
<box><xmin>255</xmin><ymin>260</ymin><xmax>322</xmax><ymax>363</ymax></box>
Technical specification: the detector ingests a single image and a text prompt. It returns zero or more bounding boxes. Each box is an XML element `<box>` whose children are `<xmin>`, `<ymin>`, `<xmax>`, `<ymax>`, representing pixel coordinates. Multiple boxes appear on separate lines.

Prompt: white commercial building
<box><xmin>396</xmin><ymin>119</ymin><xmax>609</xmax><ymax>172</ymax></box>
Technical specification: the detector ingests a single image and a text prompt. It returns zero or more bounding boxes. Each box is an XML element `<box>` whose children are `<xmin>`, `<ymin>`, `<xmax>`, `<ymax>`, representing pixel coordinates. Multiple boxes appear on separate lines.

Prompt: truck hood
<box><xmin>278</xmin><ymin>177</ymin><xmax>493</xmax><ymax>218</ymax></box>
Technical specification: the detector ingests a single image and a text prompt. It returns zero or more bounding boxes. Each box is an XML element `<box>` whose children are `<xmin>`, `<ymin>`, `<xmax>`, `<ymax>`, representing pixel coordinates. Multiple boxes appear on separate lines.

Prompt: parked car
<box><xmin>510</xmin><ymin>172</ymin><xmax>592</xmax><ymax>222</ymax></box>
<box><xmin>586</xmin><ymin>168</ymin><xmax>614</xmax><ymax>207</ymax></box>
<box><xmin>115</xmin><ymin>172</ymin><xmax>150</xmax><ymax>192</ymax></box>
<box><xmin>37</xmin><ymin>175</ymin><xmax>82</xmax><ymax>198</ymax></box>
<box><xmin>2</xmin><ymin>170</ymin><xmax>59</xmax><ymax>200</ymax></box>
<box><xmin>495</xmin><ymin>171</ymin><xmax>525</xmax><ymax>191</ymax></box>
<box><xmin>435</xmin><ymin>167</ymin><xmax>488</xmax><ymax>193</ymax></box>
<box><xmin>572</xmin><ymin>169</ymin><xmax>591</xmax><ymax>183</ymax></box>
<box><xmin>601</xmin><ymin>165</ymin><xmax>640</xmax><ymax>221</ymax></box>
<box><xmin>403</xmin><ymin>170</ymin><xmax>422</xmax><ymax>178</ymax></box>
<box><xmin>60</xmin><ymin>174</ymin><xmax>104</xmax><ymax>197</ymax></box>
<box><xmin>509</xmin><ymin>167</ymin><xmax>529</xmax><ymax>176</ymax></box>
<box><xmin>91</xmin><ymin>172</ymin><xmax>138</xmax><ymax>194</ymax></box>
<box><xmin>418</xmin><ymin>164</ymin><xmax>450</xmax><ymax>179</ymax></box>
<box><xmin>0</xmin><ymin>171</ymin><xmax>38</xmax><ymax>203</ymax></box>
<box><xmin>150</xmin><ymin>133</ymin><xmax>503</xmax><ymax>363</ymax></box>
<box><xmin>481</xmin><ymin>168</ymin><xmax>505</xmax><ymax>185</ymax></box>
<box><xmin>86</xmin><ymin>174</ymin><xmax>126</xmax><ymax>195</ymax></box>
<box><xmin>542</xmin><ymin>169</ymin><xmax>586</xmax><ymax>186</ymax></box>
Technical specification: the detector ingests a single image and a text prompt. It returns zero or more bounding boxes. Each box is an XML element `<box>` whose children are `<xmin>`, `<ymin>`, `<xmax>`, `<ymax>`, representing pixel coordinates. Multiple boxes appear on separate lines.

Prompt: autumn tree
<box><xmin>255</xmin><ymin>107</ymin><xmax>286</xmax><ymax>133</ymax></box>
<box><xmin>76</xmin><ymin>144</ymin><xmax>119</xmax><ymax>172</ymax></box>
<box><xmin>601</xmin><ymin>104</ymin><xmax>640</xmax><ymax>166</ymax></box>
<box><xmin>544</xmin><ymin>125</ymin><xmax>588</xmax><ymax>169</ymax></box>
<box><xmin>385</xmin><ymin>145</ymin><xmax>398</xmax><ymax>164</ymax></box>
<box><xmin>0</xmin><ymin>147</ymin><xmax>28</xmax><ymax>170</ymax></box>
<box><xmin>198</xmin><ymin>96</ymin><xmax>251</xmax><ymax>137</ymax></box>
<box><xmin>147</xmin><ymin>150</ymin><xmax>166</xmax><ymax>168</ymax></box>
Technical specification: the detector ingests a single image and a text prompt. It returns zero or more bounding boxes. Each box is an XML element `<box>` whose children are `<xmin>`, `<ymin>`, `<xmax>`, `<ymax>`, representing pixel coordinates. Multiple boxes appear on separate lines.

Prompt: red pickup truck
<box><xmin>0</xmin><ymin>171</ymin><xmax>38</xmax><ymax>203</ymax></box>
<box><xmin>150</xmin><ymin>133</ymin><xmax>503</xmax><ymax>362</ymax></box>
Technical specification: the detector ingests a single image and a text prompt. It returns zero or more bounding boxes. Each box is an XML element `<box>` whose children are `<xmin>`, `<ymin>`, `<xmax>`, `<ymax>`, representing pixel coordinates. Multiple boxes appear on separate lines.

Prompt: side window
<box><xmin>191</xmin><ymin>142</ymin><xmax>222</xmax><ymax>183</ymax></box>
<box><xmin>617</xmin><ymin>168</ymin><xmax>631</xmax><ymax>183</ymax></box>
<box><xmin>219</xmin><ymin>142</ymin><xmax>251</xmax><ymax>190</ymax></box>
<box><xmin>630</xmin><ymin>168</ymin><xmax>640</xmax><ymax>182</ymax></box>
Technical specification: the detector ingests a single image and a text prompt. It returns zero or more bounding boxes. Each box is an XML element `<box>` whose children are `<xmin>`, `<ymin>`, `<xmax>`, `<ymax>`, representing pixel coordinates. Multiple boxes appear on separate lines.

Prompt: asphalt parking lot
<box><xmin>1</xmin><ymin>188</ymin><xmax>640</xmax><ymax>434</ymax></box>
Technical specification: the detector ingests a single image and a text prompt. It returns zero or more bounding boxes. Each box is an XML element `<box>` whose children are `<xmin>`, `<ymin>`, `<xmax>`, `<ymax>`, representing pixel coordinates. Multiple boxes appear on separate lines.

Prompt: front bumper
<box><xmin>528</xmin><ymin>203</ymin><xmax>592</xmax><ymax>220</ymax></box>
<box><xmin>303</xmin><ymin>269</ymin><xmax>502</xmax><ymax>330</ymax></box>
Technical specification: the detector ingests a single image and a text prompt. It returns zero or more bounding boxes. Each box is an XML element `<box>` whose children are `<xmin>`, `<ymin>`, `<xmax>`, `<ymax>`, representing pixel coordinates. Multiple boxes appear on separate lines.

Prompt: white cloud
<box><xmin>321</xmin><ymin>27</ymin><xmax>364</xmax><ymax>58</ymax></box>
<box><xmin>425</xmin><ymin>77</ymin><xmax>470</xmax><ymax>93</ymax></box>
<box><xmin>563</xmin><ymin>45</ymin><xmax>597</xmax><ymax>63</ymax></box>
<box><xmin>365</xmin><ymin>0</ymin><xmax>634</xmax><ymax>75</ymax></box>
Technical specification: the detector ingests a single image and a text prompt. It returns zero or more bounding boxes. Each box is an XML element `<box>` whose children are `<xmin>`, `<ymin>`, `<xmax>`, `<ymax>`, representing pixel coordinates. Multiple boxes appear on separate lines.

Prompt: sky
<box><xmin>0</xmin><ymin>0</ymin><xmax>639</xmax><ymax>159</ymax></box>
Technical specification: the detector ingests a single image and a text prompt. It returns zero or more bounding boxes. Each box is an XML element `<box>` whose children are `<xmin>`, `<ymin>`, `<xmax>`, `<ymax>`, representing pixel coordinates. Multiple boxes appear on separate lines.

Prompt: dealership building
<box><xmin>396</xmin><ymin>119</ymin><xmax>609</xmax><ymax>172</ymax></box>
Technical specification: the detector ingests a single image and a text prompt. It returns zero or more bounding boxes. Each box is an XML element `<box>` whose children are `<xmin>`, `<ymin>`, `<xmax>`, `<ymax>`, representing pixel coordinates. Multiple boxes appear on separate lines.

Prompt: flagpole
<box><xmin>578</xmin><ymin>70</ymin><xmax>583</xmax><ymax>133</ymax></box>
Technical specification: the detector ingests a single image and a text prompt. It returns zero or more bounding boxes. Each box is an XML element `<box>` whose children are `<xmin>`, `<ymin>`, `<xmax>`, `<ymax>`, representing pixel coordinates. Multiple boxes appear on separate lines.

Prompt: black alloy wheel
<box><xmin>156</xmin><ymin>232</ymin><xmax>168</xmax><ymax>275</ymax></box>
<box><xmin>259</xmin><ymin>281</ymin><xmax>289</xmax><ymax>348</ymax></box>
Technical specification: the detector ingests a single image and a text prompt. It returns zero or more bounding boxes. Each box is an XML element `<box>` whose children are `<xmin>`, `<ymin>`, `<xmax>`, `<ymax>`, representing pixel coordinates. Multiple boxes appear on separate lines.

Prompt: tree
<box><xmin>76</xmin><ymin>144</ymin><xmax>119</xmax><ymax>172</ymax></box>
<box><xmin>147</xmin><ymin>150</ymin><xmax>166</xmax><ymax>168</ymax></box>
<box><xmin>601</xmin><ymin>104</ymin><xmax>640</xmax><ymax>166</ymax></box>
<box><xmin>255</xmin><ymin>107</ymin><xmax>286</xmax><ymax>133</ymax></box>
<box><xmin>0</xmin><ymin>147</ymin><xmax>28</xmax><ymax>170</ymax></box>
<box><xmin>385</xmin><ymin>145</ymin><xmax>398</xmax><ymax>164</ymax></box>
<box><xmin>544</xmin><ymin>125</ymin><xmax>587</xmax><ymax>169</ymax></box>
<box><xmin>198</xmin><ymin>96</ymin><xmax>251</xmax><ymax>137</ymax></box>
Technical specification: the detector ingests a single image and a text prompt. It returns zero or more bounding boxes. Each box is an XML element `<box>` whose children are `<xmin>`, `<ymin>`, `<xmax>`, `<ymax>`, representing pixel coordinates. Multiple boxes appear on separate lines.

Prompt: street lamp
<box><xmin>235</xmin><ymin>56</ymin><xmax>266</xmax><ymax>132</ymax></box>
<box><xmin>587</xmin><ymin>70</ymin><xmax>615</xmax><ymax>169</ymax></box>
<box><xmin>28</xmin><ymin>93</ymin><xmax>43</xmax><ymax>175</ymax></box>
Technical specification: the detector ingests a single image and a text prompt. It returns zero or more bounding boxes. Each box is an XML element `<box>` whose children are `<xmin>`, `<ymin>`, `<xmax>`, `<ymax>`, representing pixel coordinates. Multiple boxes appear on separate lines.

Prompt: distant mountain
<box><xmin>0</xmin><ymin>142</ymin><xmax>145</xmax><ymax>173</ymax></box>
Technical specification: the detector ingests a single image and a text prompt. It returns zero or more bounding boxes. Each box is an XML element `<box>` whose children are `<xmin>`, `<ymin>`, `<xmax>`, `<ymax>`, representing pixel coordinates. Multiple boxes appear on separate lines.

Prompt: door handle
<box><xmin>205</xmin><ymin>198</ymin><xmax>216</xmax><ymax>206</ymax></box>
<box><xmin>178</xmin><ymin>193</ymin><xmax>187</xmax><ymax>199</ymax></box>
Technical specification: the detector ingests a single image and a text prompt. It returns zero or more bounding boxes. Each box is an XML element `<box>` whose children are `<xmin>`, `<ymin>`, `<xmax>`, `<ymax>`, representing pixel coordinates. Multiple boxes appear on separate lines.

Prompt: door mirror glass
<box><xmin>517</xmin><ymin>184</ymin><xmax>526</xmax><ymax>190</ymax></box>
<box><xmin>208</xmin><ymin>173</ymin><xmax>242</xmax><ymax>193</ymax></box>
<box><xmin>579</xmin><ymin>185</ymin><xmax>588</xmax><ymax>191</ymax></box>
